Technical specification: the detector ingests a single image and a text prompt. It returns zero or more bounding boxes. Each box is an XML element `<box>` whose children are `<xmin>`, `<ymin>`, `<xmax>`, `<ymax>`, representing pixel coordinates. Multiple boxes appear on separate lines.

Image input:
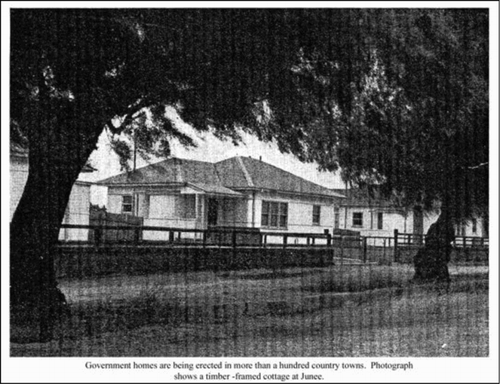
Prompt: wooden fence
<box><xmin>56</xmin><ymin>224</ymin><xmax>488</xmax><ymax>266</ymax></box>
<box><xmin>89</xmin><ymin>208</ymin><xmax>143</xmax><ymax>243</ymax></box>
<box><xmin>59</xmin><ymin>224</ymin><xmax>488</xmax><ymax>249</ymax></box>
<box><xmin>396</xmin><ymin>230</ymin><xmax>489</xmax><ymax>248</ymax></box>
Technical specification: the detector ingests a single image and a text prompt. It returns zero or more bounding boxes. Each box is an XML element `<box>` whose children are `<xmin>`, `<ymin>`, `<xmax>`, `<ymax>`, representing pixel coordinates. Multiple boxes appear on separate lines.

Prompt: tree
<box><xmin>10</xmin><ymin>9</ymin><xmax>488</xmax><ymax>341</ymax></box>
<box><xmin>331</xmin><ymin>10</ymin><xmax>487</xmax><ymax>282</ymax></box>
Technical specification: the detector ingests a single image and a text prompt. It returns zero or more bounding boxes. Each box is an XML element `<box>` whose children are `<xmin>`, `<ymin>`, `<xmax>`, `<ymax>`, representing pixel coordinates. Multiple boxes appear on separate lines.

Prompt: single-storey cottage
<box><xmin>332</xmin><ymin>188</ymin><xmax>428</xmax><ymax>238</ymax></box>
<box><xmin>332</xmin><ymin>187</ymin><xmax>488</xmax><ymax>241</ymax></box>
<box><xmin>97</xmin><ymin>156</ymin><xmax>345</xmax><ymax>242</ymax></box>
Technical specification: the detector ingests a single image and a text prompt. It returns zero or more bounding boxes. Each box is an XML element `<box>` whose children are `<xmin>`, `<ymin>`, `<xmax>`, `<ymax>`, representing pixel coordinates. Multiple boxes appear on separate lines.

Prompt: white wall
<box><xmin>422</xmin><ymin>211</ymin><xmax>487</xmax><ymax>238</ymax></box>
<box><xmin>255</xmin><ymin>191</ymin><xmax>337</xmax><ymax>244</ymax></box>
<box><xmin>107</xmin><ymin>189</ymin><xmax>203</xmax><ymax>240</ymax></box>
<box><xmin>106</xmin><ymin>187</ymin><xmax>340</xmax><ymax>243</ymax></box>
<box><xmin>58</xmin><ymin>182</ymin><xmax>92</xmax><ymax>241</ymax></box>
<box><xmin>339</xmin><ymin>206</ymin><xmax>411</xmax><ymax>237</ymax></box>
<box><xmin>10</xmin><ymin>156</ymin><xmax>29</xmax><ymax>221</ymax></box>
<box><xmin>144</xmin><ymin>194</ymin><xmax>198</xmax><ymax>241</ymax></box>
<box><xmin>338</xmin><ymin>206</ymin><xmax>487</xmax><ymax>246</ymax></box>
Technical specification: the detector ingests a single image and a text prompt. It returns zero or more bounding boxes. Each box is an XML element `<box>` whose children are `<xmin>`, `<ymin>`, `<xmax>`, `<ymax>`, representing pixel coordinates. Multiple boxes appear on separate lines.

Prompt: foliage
<box><xmin>292</xmin><ymin>10</ymin><xmax>489</xmax><ymax>222</ymax></box>
<box><xmin>11</xmin><ymin>9</ymin><xmax>488</xmax><ymax>221</ymax></box>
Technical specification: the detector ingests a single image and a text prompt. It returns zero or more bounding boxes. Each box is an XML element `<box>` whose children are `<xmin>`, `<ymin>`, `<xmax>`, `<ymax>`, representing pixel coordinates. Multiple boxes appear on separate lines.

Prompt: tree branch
<box><xmin>105</xmin><ymin>97</ymin><xmax>157</xmax><ymax>135</ymax></box>
<box><xmin>467</xmin><ymin>162</ymin><xmax>488</xmax><ymax>170</ymax></box>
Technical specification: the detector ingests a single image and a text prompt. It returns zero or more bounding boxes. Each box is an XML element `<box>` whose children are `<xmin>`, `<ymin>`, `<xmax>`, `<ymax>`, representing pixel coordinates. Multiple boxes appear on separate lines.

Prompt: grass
<box><xmin>10</xmin><ymin>263</ymin><xmax>488</xmax><ymax>357</ymax></box>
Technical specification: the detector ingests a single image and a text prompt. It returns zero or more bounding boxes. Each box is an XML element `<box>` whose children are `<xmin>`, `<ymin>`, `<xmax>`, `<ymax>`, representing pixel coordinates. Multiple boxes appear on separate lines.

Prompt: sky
<box><xmin>81</xmin><ymin>113</ymin><xmax>348</xmax><ymax>206</ymax></box>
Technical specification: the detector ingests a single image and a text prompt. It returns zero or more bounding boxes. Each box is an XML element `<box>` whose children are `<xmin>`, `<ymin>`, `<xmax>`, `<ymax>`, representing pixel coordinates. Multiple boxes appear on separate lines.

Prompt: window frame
<box><xmin>377</xmin><ymin>212</ymin><xmax>383</xmax><ymax>230</ymax></box>
<box><xmin>312</xmin><ymin>205</ymin><xmax>321</xmax><ymax>226</ymax></box>
<box><xmin>180</xmin><ymin>194</ymin><xmax>197</xmax><ymax>219</ymax></box>
<box><xmin>261</xmin><ymin>200</ymin><xmax>288</xmax><ymax>229</ymax></box>
<box><xmin>121</xmin><ymin>195</ymin><xmax>133</xmax><ymax>214</ymax></box>
<box><xmin>352</xmin><ymin>212</ymin><xmax>363</xmax><ymax>227</ymax></box>
<box><xmin>334</xmin><ymin>207</ymin><xmax>340</xmax><ymax>229</ymax></box>
<box><xmin>261</xmin><ymin>201</ymin><xmax>270</xmax><ymax>227</ymax></box>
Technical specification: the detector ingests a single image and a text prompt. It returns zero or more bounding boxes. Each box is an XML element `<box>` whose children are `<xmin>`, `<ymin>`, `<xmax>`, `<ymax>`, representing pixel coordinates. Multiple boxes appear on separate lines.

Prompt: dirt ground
<box><xmin>11</xmin><ymin>263</ymin><xmax>488</xmax><ymax>357</ymax></box>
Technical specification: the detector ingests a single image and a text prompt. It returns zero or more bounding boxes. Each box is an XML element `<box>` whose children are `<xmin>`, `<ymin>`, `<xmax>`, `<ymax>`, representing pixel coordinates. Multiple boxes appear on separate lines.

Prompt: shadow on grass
<box><xmin>220</xmin><ymin>268</ymin><xmax>327</xmax><ymax>281</ymax></box>
<box><xmin>11</xmin><ymin>265</ymin><xmax>489</xmax><ymax>357</ymax></box>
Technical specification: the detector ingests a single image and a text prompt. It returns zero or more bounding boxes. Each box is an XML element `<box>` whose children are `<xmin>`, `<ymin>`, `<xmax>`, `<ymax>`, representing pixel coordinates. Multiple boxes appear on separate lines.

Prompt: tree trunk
<box><xmin>413</xmin><ymin>210</ymin><xmax>455</xmax><ymax>283</ymax></box>
<box><xmin>10</xmin><ymin>112</ymin><xmax>99</xmax><ymax>342</ymax></box>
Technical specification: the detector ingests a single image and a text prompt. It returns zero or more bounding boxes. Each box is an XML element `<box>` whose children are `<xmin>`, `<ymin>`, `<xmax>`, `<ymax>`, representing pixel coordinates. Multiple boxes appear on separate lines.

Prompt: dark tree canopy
<box><xmin>11</xmin><ymin>9</ymin><xmax>488</xmax><ymax>217</ymax></box>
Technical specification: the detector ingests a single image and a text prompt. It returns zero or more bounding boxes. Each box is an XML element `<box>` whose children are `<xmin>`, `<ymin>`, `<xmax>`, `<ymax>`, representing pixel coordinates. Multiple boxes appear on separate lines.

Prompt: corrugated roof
<box><xmin>97</xmin><ymin>158</ymin><xmax>220</xmax><ymax>186</ymax></box>
<box><xmin>189</xmin><ymin>183</ymin><xmax>243</xmax><ymax>197</ymax></box>
<box><xmin>217</xmin><ymin>157</ymin><xmax>345</xmax><ymax>198</ymax></box>
<box><xmin>98</xmin><ymin>156</ymin><xmax>344</xmax><ymax>199</ymax></box>
<box><xmin>332</xmin><ymin>188</ymin><xmax>396</xmax><ymax>207</ymax></box>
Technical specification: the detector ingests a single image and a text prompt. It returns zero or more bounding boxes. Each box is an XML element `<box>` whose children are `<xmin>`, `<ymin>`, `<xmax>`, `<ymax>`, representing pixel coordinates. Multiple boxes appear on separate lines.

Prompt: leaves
<box><xmin>10</xmin><ymin>9</ymin><xmax>488</xmax><ymax>220</ymax></box>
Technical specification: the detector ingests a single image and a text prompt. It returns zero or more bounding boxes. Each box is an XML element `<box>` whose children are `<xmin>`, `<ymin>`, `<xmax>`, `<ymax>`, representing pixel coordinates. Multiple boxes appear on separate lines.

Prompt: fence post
<box><xmin>169</xmin><ymin>231</ymin><xmax>174</xmax><ymax>243</ymax></box>
<box><xmin>232</xmin><ymin>230</ymin><xmax>237</xmax><ymax>261</ymax></box>
<box><xmin>340</xmin><ymin>235</ymin><xmax>344</xmax><ymax>265</ymax></box>
<box><xmin>394</xmin><ymin>229</ymin><xmax>399</xmax><ymax>263</ymax></box>
<box><xmin>94</xmin><ymin>225</ymin><xmax>102</xmax><ymax>248</ymax></box>
<box><xmin>283</xmin><ymin>234</ymin><xmax>287</xmax><ymax>249</ymax></box>
<box><xmin>383</xmin><ymin>238</ymin><xmax>387</xmax><ymax>262</ymax></box>
<box><xmin>134</xmin><ymin>227</ymin><xmax>141</xmax><ymax>246</ymax></box>
<box><xmin>363</xmin><ymin>237</ymin><xmax>367</xmax><ymax>263</ymax></box>
<box><xmin>232</xmin><ymin>230</ymin><xmax>237</xmax><ymax>249</ymax></box>
<box><xmin>202</xmin><ymin>230</ymin><xmax>207</xmax><ymax>248</ymax></box>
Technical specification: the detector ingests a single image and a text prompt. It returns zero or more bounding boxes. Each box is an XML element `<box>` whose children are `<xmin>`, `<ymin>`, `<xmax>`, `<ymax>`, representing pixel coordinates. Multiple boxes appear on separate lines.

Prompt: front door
<box><xmin>207</xmin><ymin>198</ymin><xmax>218</xmax><ymax>226</ymax></box>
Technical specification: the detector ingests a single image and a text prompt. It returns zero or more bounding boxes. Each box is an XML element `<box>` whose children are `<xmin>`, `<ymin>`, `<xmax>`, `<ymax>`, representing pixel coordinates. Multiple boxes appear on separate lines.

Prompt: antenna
<box><xmin>133</xmin><ymin>129</ymin><xmax>137</xmax><ymax>172</ymax></box>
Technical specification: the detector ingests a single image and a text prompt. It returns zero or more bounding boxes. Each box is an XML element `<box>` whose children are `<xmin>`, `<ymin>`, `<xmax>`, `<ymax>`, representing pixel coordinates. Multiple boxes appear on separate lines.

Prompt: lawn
<box><xmin>10</xmin><ymin>263</ymin><xmax>488</xmax><ymax>357</ymax></box>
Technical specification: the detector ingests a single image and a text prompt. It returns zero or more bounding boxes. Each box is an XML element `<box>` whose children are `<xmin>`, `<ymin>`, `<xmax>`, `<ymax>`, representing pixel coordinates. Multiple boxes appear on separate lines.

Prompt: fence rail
<box><xmin>58</xmin><ymin>224</ymin><xmax>488</xmax><ymax>251</ymax></box>
<box><xmin>396</xmin><ymin>231</ymin><xmax>489</xmax><ymax>248</ymax></box>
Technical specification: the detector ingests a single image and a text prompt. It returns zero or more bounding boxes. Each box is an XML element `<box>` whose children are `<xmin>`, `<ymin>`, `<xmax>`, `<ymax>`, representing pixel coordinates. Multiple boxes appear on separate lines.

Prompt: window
<box><xmin>261</xmin><ymin>201</ymin><xmax>288</xmax><ymax>228</ymax></box>
<box><xmin>122</xmin><ymin>195</ymin><xmax>133</xmax><ymax>214</ymax></box>
<box><xmin>180</xmin><ymin>195</ymin><xmax>196</xmax><ymax>219</ymax></box>
<box><xmin>334</xmin><ymin>207</ymin><xmax>340</xmax><ymax>229</ymax></box>
<box><xmin>197</xmin><ymin>195</ymin><xmax>203</xmax><ymax>219</ymax></box>
<box><xmin>377</xmin><ymin>212</ymin><xmax>383</xmax><ymax>230</ymax></box>
<box><xmin>457</xmin><ymin>224</ymin><xmax>466</xmax><ymax>237</ymax></box>
<box><xmin>312</xmin><ymin>205</ymin><xmax>321</xmax><ymax>225</ymax></box>
<box><xmin>352</xmin><ymin>212</ymin><xmax>363</xmax><ymax>227</ymax></box>
<box><xmin>261</xmin><ymin>201</ymin><xmax>270</xmax><ymax>226</ymax></box>
<box><xmin>270</xmin><ymin>201</ymin><xmax>279</xmax><ymax>227</ymax></box>
<box><xmin>279</xmin><ymin>203</ymin><xmax>288</xmax><ymax>228</ymax></box>
<box><xmin>472</xmin><ymin>219</ymin><xmax>477</xmax><ymax>234</ymax></box>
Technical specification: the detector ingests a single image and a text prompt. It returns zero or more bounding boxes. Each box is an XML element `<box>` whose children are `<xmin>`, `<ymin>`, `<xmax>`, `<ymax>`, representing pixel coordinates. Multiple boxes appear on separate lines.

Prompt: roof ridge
<box><xmin>242</xmin><ymin>156</ymin><xmax>334</xmax><ymax>192</ymax></box>
<box><xmin>174</xmin><ymin>158</ymin><xmax>183</xmax><ymax>183</ymax></box>
<box><xmin>212</xmin><ymin>161</ymin><xmax>224</xmax><ymax>186</ymax></box>
<box><xmin>236</xmin><ymin>156</ymin><xmax>254</xmax><ymax>187</ymax></box>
